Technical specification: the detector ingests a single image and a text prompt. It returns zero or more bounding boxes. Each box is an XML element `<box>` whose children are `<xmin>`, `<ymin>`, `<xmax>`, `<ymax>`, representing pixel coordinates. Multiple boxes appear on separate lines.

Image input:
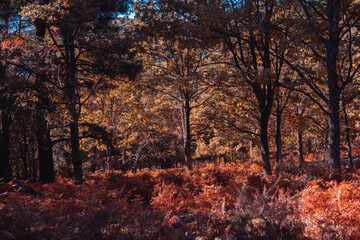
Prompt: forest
<box><xmin>1</xmin><ymin>0</ymin><xmax>360</xmax><ymax>239</ymax></box>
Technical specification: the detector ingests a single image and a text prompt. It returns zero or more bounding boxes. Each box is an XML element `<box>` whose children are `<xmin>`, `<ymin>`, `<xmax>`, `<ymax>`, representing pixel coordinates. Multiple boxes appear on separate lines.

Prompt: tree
<box><xmin>283</xmin><ymin>0</ymin><xmax>360</xmax><ymax>174</ymax></box>
<box><xmin>21</xmin><ymin>0</ymin><xmax>140</xmax><ymax>184</ymax></box>
<box><xmin>0</xmin><ymin>0</ymin><xmax>20</xmax><ymax>181</ymax></box>
<box><xmin>34</xmin><ymin>12</ymin><xmax>56</xmax><ymax>182</ymax></box>
<box><xmin>137</xmin><ymin>36</ymin><xmax>223</xmax><ymax>170</ymax></box>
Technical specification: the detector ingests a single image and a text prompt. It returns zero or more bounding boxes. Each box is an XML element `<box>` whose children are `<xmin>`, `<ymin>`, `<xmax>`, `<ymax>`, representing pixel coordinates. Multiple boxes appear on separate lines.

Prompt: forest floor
<box><xmin>1</xmin><ymin>155</ymin><xmax>360</xmax><ymax>239</ymax></box>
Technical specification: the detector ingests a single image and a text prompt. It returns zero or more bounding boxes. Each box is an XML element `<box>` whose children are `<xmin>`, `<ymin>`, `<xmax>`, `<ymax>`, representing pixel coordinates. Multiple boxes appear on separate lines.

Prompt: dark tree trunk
<box><xmin>122</xmin><ymin>146</ymin><xmax>127</xmax><ymax>165</ymax></box>
<box><xmin>328</xmin><ymin>92</ymin><xmax>341</xmax><ymax>172</ymax></box>
<box><xmin>323</xmin><ymin>133</ymin><xmax>329</xmax><ymax>162</ymax></box>
<box><xmin>35</xmin><ymin>79</ymin><xmax>55</xmax><ymax>183</ymax></box>
<box><xmin>258</xmin><ymin>2</ymin><xmax>273</xmax><ymax>176</ymax></box>
<box><xmin>37</xmin><ymin>118</ymin><xmax>55</xmax><ymax>182</ymax></box>
<box><xmin>20</xmin><ymin>125</ymin><xmax>28</xmax><ymax>179</ymax></box>
<box><xmin>31</xmin><ymin>146</ymin><xmax>37</xmax><ymax>180</ymax></box>
<box><xmin>70</xmin><ymin>120</ymin><xmax>83</xmax><ymax>184</ymax></box>
<box><xmin>181</xmin><ymin>99</ymin><xmax>192</xmax><ymax>171</ymax></box>
<box><xmin>225</xmin><ymin>0</ymin><xmax>275</xmax><ymax>176</ymax></box>
<box><xmin>34</xmin><ymin>18</ymin><xmax>55</xmax><ymax>183</ymax></box>
<box><xmin>62</xmin><ymin>27</ymin><xmax>83</xmax><ymax>185</ymax></box>
<box><xmin>326</xmin><ymin>0</ymin><xmax>341</xmax><ymax>173</ymax></box>
<box><xmin>275</xmin><ymin>100</ymin><xmax>282</xmax><ymax>169</ymax></box>
<box><xmin>342</xmin><ymin>95</ymin><xmax>353</xmax><ymax>167</ymax></box>
<box><xmin>260</xmin><ymin>110</ymin><xmax>272</xmax><ymax>175</ymax></box>
<box><xmin>297</xmin><ymin>130</ymin><xmax>304</xmax><ymax>165</ymax></box>
<box><xmin>0</xmin><ymin>108</ymin><xmax>12</xmax><ymax>181</ymax></box>
<box><xmin>307</xmin><ymin>138</ymin><xmax>312</xmax><ymax>154</ymax></box>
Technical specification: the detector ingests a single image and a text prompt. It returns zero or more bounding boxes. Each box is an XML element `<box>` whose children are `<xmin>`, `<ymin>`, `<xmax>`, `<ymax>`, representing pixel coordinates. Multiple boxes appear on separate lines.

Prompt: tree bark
<box><xmin>69</xmin><ymin>120</ymin><xmax>83</xmax><ymax>184</ymax></box>
<box><xmin>37</xmin><ymin>111</ymin><xmax>55</xmax><ymax>182</ymax></box>
<box><xmin>342</xmin><ymin>95</ymin><xmax>353</xmax><ymax>167</ymax></box>
<box><xmin>260</xmin><ymin>109</ymin><xmax>272</xmax><ymax>175</ymax></box>
<box><xmin>326</xmin><ymin>0</ymin><xmax>341</xmax><ymax>173</ymax></box>
<box><xmin>307</xmin><ymin>138</ymin><xmax>312</xmax><ymax>154</ymax></box>
<box><xmin>181</xmin><ymin>98</ymin><xmax>193</xmax><ymax>170</ymax></box>
<box><xmin>258</xmin><ymin>2</ymin><xmax>273</xmax><ymax>176</ymax></box>
<box><xmin>275</xmin><ymin>99</ymin><xmax>282</xmax><ymax>169</ymax></box>
<box><xmin>323</xmin><ymin>133</ymin><xmax>329</xmax><ymax>162</ymax></box>
<box><xmin>35</xmin><ymin>78</ymin><xmax>55</xmax><ymax>183</ymax></box>
<box><xmin>20</xmin><ymin>124</ymin><xmax>28</xmax><ymax>179</ymax></box>
<box><xmin>62</xmin><ymin>27</ymin><xmax>83</xmax><ymax>185</ymax></box>
<box><xmin>297</xmin><ymin>130</ymin><xmax>304</xmax><ymax>165</ymax></box>
<box><xmin>34</xmin><ymin>18</ymin><xmax>55</xmax><ymax>183</ymax></box>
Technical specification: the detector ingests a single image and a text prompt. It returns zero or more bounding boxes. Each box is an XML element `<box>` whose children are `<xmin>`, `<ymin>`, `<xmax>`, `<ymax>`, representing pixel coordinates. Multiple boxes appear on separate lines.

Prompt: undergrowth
<box><xmin>1</xmin><ymin>160</ymin><xmax>360</xmax><ymax>239</ymax></box>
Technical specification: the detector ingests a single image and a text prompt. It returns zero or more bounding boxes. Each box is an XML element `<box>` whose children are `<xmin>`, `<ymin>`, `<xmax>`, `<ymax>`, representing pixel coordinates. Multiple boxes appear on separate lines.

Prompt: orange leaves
<box><xmin>3</xmin><ymin>161</ymin><xmax>360</xmax><ymax>239</ymax></box>
<box><xmin>299</xmin><ymin>181</ymin><xmax>360</xmax><ymax>239</ymax></box>
<box><xmin>167</xmin><ymin>214</ymin><xmax>179</xmax><ymax>227</ymax></box>
<box><xmin>1</xmin><ymin>37</ymin><xmax>26</xmax><ymax>52</ymax></box>
<box><xmin>0</xmin><ymin>41</ymin><xmax>11</xmax><ymax>50</ymax></box>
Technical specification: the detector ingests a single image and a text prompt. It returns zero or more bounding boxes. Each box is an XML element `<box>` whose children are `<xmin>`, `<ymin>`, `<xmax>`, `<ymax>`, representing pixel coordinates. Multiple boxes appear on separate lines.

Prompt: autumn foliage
<box><xmin>1</xmin><ymin>159</ymin><xmax>360</xmax><ymax>239</ymax></box>
<box><xmin>2</xmin><ymin>0</ymin><xmax>360</xmax><ymax>239</ymax></box>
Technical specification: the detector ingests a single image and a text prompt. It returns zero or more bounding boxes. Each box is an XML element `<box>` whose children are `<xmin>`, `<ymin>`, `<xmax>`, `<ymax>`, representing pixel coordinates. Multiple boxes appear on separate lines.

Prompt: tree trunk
<box><xmin>342</xmin><ymin>95</ymin><xmax>353</xmax><ymax>167</ymax></box>
<box><xmin>297</xmin><ymin>130</ymin><xmax>304</xmax><ymax>165</ymax></box>
<box><xmin>31</xmin><ymin>146</ymin><xmax>37</xmax><ymax>180</ymax></box>
<box><xmin>323</xmin><ymin>133</ymin><xmax>329</xmax><ymax>162</ymax></box>
<box><xmin>37</xmin><ymin>119</ymin><xmax>55</xmax><ymax>182</ymax></box>
<box><xmin>252</xmin><ymin>76</ymin><xmax>273</xmax><ymax>176</ymax></box>
<box><xmin>20</xmin><ymin>125</ymin><xmax>28</xmax><ymax>179</ymax></box>
<box><xmin>260</xmin><ymin>111</ymin><xmax>272</xmax><ymax>175</ymax></box>
<box><xmin>106</xmin><ymin>146</ymin><xmax>111</xmax><ymax>170</ymax></box>
<box><xmin>62</xmin><ymin>27</ymin><xmax>83</xmax><ymax>184</ymax></box>
<box><xmin>275</xmin><ymin>100</ymin><xmax>282</xmax><ymax>169</ymax></box>
<box><xmin>34</xmin><ymin>18</ymin><xmax>55</xmax><ymax>183</ymax></box>
<box><xmin>314</xmin><ymin>138</ymin><xmax>318</xmax><ymax>152</ymax></box>
<box><xmin>0</xmin><ymin>108</ymin><xmax>12</xmax><ymax>181</ymax></box>
<box><xmin>307</xmin><ymin>138</ymin><xmax>312</xmax><ymax>154</ymax></box>
<box><xmin>327</xmin><ymin>0</ymin><xmax>341</xmax><ymax>173</ymax></box>
<box><xmin>36</xmin><ymin>78</ymin><xmax>55</xmax><ymax>183</ymax></box>
<box><xmin>64</xmin><ymin>68</ymin><xmax>83</xmax><ymax>184</ymax></box>
<box><xmin>328</xmin><ymin>98</ymin><xmax>341</xmax><ymax>172</ymax></box>
<box><xmin>70</xmin><ymin>120</ymin><xmax>83</xmax><ymax>184</ymax></box>
<box><xmin>122</xmin><ymin>146</ymin><xmax>127</xmax><ymax>165</ymax></box>
<box><xmin>181</xmin><ymin>99</ymin><xmax>192</xmax><ymax>170</ymax></box>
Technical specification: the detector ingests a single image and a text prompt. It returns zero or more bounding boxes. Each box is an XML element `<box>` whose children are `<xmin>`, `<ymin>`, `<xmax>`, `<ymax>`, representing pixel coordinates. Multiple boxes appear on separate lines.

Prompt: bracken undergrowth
<box><xmin>1</xmin><ymin>159</ymin><xmax>360</xmax><ymax>239</ymax></box>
